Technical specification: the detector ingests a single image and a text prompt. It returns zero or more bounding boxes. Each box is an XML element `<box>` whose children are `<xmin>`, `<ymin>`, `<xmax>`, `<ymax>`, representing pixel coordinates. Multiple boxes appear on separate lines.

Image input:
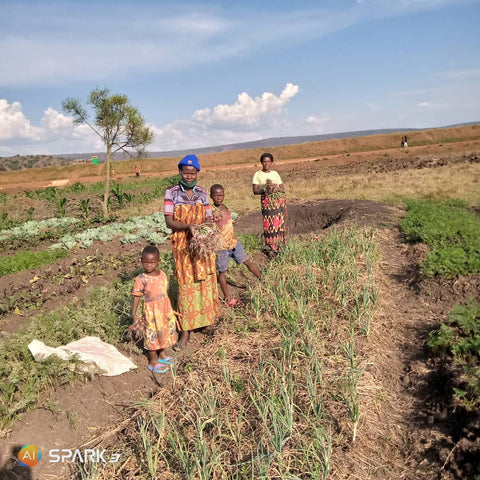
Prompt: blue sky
<box><xmin>1</xmin><ymin>0</ymin><xmax>479</xmax><ymax>156</ymax></box>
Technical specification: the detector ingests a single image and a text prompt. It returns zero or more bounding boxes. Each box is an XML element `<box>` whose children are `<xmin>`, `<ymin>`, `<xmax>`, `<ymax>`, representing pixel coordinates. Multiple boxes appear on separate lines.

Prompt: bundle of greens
<box><xmin>188</xmin><ymin>223</ymin><xmax>223</xmax><ymax>259</ymax></box>
<box><xmin>264</xmin><ymin>179</ymin><xmax>282</xmax><ymax>200</ymax></box>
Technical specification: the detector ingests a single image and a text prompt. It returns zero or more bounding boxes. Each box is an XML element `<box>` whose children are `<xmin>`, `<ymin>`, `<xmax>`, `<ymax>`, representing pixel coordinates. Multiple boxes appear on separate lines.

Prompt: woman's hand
<box><xmin>165</xmin><ymin>215</ymin><xmax>199</xmax><ymax>234</ymax></box>
<box><xmin>188</xmin><ymin>224</ymin><xmax>198</xmax><ymax>238</ymax></box>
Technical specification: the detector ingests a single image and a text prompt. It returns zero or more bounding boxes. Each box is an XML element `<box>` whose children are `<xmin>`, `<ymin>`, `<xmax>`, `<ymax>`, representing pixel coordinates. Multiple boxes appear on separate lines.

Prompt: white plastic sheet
<box><xmin>28</xmin><ymin>336</ymin><xmax>137</xmax><ymax>376</ymax></box>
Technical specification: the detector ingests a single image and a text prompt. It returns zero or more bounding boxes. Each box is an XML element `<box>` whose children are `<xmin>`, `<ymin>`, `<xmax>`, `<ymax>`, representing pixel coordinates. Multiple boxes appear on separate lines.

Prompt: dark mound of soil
<box><xmin>235</xmin><ymin>198</ymin><xmax>401</xmax><ymax>236</ymax></box>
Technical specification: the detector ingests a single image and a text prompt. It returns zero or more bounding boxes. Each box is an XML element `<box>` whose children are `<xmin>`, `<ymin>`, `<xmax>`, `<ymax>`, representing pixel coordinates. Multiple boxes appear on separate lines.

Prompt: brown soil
<box><xmin>1</xmin><ymin>139</ymin><xmax>478</xmax><ymax>194</ymax></box>
<box><xmin>1</xmin><ymin>148</ymin><xmax>480</xmax><ymax>479</ymax></box>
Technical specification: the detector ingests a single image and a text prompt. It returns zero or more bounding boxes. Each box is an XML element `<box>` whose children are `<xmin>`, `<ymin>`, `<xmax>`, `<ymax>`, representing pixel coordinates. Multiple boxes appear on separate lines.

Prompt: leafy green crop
<box><xmin>401</xmin><ymin>199</ymin><xmax>480</xmax><ymax>276</ymax></box>
<box><xmin>0</xmin><ymin>249</ymin><xmax>68</xmax><ymax>277</ymax></box>
<box><xmin>50</xmin><ymin>211</ymin><xmax>170</xmax><ymax>249</ymax></box>
<box><xmin>237</xmin><ymin>233</ymin><xmax>262</xmax><ymax>255</ymax></box>
<box><xmin>0</xmin><ymin>217</ymin><xmax>81</xmax><ymax>242</ymax></box>
<box><xmin>428</xmin><ymin>302</ymin><xmax>480</xmax><ymax>411</ymax></box>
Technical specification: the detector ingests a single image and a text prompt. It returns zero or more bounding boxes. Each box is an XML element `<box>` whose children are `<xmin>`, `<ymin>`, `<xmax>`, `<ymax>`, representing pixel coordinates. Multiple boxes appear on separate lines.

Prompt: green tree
<box><xmin>62</xmin><ymin>88</ymin><xmax>154</xmax><ymax>217</ymax></box>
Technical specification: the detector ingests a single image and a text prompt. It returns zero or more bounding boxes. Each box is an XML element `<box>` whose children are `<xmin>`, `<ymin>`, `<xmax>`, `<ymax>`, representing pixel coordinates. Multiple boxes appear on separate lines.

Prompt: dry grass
<box><xmin>289</xmin><ymin>162</ymin><xmax>480</xmax><ymax>206</ymax></box>
<box><xmin>1</xmin><ymin>124</ymin><xmax>478</xmax><ymax>188</ymax></box>
<box><xmin>3</xmin><ymin>140</ymin><xmax>477</xmax><ymax>235</ymax></box>
<box><xmin>197</xmin><ymin>161</ymin><xmax>480</xmax><ymax>217</ymax></box>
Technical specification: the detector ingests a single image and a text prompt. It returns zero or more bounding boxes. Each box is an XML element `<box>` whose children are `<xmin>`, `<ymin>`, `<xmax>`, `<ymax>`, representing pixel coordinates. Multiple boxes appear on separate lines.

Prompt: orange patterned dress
<box><xmin>132</xmin><ymin>271</ymin><xmax>178</xmax><ymax>350</ymax></box>
<box><xmin>164</xmin><ymin>185</ymin><xmax>219</xmax><ymax>331</ymax></box>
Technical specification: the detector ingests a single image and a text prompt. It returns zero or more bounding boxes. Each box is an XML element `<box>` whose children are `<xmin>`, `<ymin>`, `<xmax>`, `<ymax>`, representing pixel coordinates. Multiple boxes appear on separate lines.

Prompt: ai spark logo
<box><xmin>49</xmin><ymin>449</ymin><xmax>121</xmax><ymax>463</ymax></box>
<box><xmin>17</xmin><ymin>445</ymin><xmax>42</xmax><ymax>467</ymax></box>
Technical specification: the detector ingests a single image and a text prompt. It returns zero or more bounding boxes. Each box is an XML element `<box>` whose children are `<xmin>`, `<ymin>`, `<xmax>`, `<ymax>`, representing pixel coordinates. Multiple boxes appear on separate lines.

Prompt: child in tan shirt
<box><xmin>210</xmin><ymin>184</ymin><xmax>261</xmax><ymax>307</ymax></box>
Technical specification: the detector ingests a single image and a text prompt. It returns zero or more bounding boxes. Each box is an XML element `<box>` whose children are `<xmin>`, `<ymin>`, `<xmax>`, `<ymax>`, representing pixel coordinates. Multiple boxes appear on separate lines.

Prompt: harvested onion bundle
<box><xmin>264</xmin><ymin>179</ymin><xmax>285</xmax><ymax>201</ymax></box>
<box><xmin>264</xmin><ymin>179</ymin><xmax>283</xmax><ymax>200</ymax></box>
<box><xmin>188</xmin><ymin>223</ymin><xmax>223</xmax><ymax>259</ymax></box>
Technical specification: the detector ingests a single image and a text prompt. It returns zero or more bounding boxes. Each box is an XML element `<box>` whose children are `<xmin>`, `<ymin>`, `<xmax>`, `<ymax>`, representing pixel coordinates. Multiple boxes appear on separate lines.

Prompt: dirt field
<box><xmin>0</xmin><ymin>133</ymin><xmax>479</xmax><ymax>479</ymax></box>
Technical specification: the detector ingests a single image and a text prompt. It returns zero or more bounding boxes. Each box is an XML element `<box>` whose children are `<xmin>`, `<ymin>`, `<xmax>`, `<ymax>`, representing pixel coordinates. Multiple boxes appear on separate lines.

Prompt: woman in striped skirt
<box><xmin>252</xmin><ymin>153</ymin><xmax>287</xmax><ymax>257</ymax></box>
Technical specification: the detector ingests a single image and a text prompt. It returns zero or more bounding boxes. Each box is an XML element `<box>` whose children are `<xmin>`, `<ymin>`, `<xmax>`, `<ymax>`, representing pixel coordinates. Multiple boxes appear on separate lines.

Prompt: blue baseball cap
<box><xmin>178</xmin><ymin>154</ymin><xmax>200</xmax><ymax>171</ymax></box>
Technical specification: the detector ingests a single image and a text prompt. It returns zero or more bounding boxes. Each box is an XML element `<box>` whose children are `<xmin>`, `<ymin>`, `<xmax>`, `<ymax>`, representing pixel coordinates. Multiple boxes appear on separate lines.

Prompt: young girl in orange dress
<box><xmin>131</xmin><ymin>245</ymin><xmax>178</xmax><ymax>373</ymax></box>
<box><xmin>163</xmin><ymin>155</ymin><xmax>219</xmax><ymax>350</ymax></box>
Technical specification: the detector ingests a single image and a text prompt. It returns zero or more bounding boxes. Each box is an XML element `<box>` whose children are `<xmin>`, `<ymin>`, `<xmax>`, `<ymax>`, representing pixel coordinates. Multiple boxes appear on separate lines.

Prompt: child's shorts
<box><xmin>216</xmin><ymin>241</ymin><xmax>249</xmax><ymax>273</ymax></box>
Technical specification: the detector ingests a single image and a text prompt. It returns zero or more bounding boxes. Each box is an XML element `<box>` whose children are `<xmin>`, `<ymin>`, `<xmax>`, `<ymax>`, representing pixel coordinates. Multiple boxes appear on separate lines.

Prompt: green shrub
<box><xmin>427</xmin><ymin>302</ymin><xmax>480</xmax><ymax>411</ymax></box>
<box><xmin>55</xmin><ymin>197</ymin><xmax>69</xmax><ymax>217</ymax></box>
<box><xmin>237</xmin><ymin>233</ymin><xmax>263</xmax><ymax>255</ymax></box>
<box><xmin>36</xmin><ymin>186</ymin><xmax>57</xmax><ymax>202</ymax></box>
<box><xmin>401</xmin><ymin>199</ymin><xmax>480</xmax><ymax>276</ymax></box>
<box><xmin>0</xmin><ymin>212</ymin><xmax>20</xmax><ymax>230</ymax></box>
<box><xmin>66</xmin><ymin>181</ymin><xmax>85</xmax><ymax>193</ymax></box>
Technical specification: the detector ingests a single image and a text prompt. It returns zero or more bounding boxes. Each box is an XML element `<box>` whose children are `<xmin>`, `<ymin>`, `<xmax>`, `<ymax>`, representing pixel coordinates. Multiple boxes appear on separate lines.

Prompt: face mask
<box><xmin>180</xmin><ymin>178</ymin><xmax>198</xmax><ymax>189</ymax></box>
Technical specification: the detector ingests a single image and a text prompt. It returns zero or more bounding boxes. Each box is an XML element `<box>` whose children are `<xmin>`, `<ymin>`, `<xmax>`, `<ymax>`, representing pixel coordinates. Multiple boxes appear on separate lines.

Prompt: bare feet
<box><xmin>202</xmin><ymin>325</ymin><xmax>215</xmax><ymax>337</ymax></box>
<box><xmin>173</xmin><ymin>331</ymin><xmax>190</xmax><ymax>350</ymax></box>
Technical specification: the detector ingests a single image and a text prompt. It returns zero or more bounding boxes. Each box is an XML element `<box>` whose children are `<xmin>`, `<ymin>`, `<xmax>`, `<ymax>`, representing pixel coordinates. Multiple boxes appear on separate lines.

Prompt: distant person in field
<box><xmin>164</xmin><ymin>155</ymin><xmax>219</xmax><ymax>350</ymax></box>
<box><xmin>210</xmin><ymin>184</ymin><xmax>261</xmax><ymax>307</ymax></box>
<box><xmin>401</xmin><ymin>136</ymin><xmax>405</xmax><ymax>147</ymax></box>
<box><xmin>404</xmin><ymin>135</ymin><xmax>408</xmax><ymax>147</ymax></box>
<box><xmin>131</xmin><ymin>245</ymin><xmax>177</xmax><ymax>373</ymax></box>
<box><xmin>135</xmin><ymin>165</ymin><xmax>141</xmax><ymax>177</ymax></box>
<box><xmin>252</xmin><ymin>152</ymin><xmax>287</xmax><ymax>257</ymax></box>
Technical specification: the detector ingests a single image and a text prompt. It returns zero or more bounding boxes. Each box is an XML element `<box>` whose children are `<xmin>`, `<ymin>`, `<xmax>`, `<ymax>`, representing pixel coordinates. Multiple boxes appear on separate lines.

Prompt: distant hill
<box><xmin>0</xmin><ymin>154</ymin><xmax>72</xmax><ymax>172</ymax></box>
<box><xmin>1</xmin><ymin>122</ymin><xmax>478</xmax><ymax>171</ymax></box>
<box><xmin>144</xmin><ymin>128</ymin><xmax>420</xmax><ymax>159</ymax></box>
<box><xmin>52</xmin><ymin>127</ymin><xmax>422</xmax><ymax>162</ymax></box>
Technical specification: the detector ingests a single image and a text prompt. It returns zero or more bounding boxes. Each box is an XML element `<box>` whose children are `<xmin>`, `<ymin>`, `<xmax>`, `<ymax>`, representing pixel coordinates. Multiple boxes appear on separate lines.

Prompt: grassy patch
<box><xmin>237</xmin><ymin>233</ymin><xmax>263</xmax><ymax>255</ymax></box>
<box><xmin>48</xmin><ymin>173</ymin><xmax>179</xmax><ymax>197</ymax></box>
<box><xmin>427</xmin><ymin>302</ymin><xmax>480</xmax><ymax>411</ymax></box>
<box><xmin>401</xmin><ymin>199</ymin><xmax>480</xmax><ymax>276</ymax></box>
<box><xmin>0</xmin><ymin>280</ymin><xmax>133</xmax><ymax>429</ymax></box>
<box><xmin>77</xmin><ymin>226</ymin><xmax>379</xmax><ymax>479</ymax></box>
<box><xmin>0</xmin><ymin>248</ymin><xmax>68</xmax><ymax>277</ymax></box>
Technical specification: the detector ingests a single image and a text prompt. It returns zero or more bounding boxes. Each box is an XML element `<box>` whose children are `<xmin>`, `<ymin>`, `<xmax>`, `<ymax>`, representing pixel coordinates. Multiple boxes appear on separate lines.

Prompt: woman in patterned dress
<box><xmin>163</xmin><ymin>155</ymin><xmax>219</xmax><ymax>349</ymax></box>
<box><xmin>252</xmin><ymin>152</ymin><xmax>287</xmax><ymax>256</ymax></box>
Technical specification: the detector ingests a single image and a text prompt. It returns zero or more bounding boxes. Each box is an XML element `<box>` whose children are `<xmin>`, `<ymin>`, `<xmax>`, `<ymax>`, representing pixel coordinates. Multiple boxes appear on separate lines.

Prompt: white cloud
<box><xmin>150</xmin><ymin>84</ymin><xmax>299</xmax><ymax>150</ymax></box>
<box><xmin>418</xmin><ymin>101</ymin><xmax>448</xmax><ymax>109</ymax></box>
<box><xmin>0</xmin><ymin>99</ymin><xmax>101</xmax><ymax>155</ymax></box>
<box><xmin>0</xmin><ymin>99</ymin><xmax>41</xmax><ymax>141</ymax></box>
<box><xmin>41</xmin><ymin>108</ymin><xmax>74</xmax><ymax>134</ymax></box>
<box><xmin>192</xmin><ymin>83</ymin><xmax>299</xmax><ymax>128</ymax></box>
<box><xmin>305</xmin><ymin>115</ymin><xmax>329</xmax><ymax>132</ymax></box>
<box><xmin>0</xmin><ymin>84</ymin><xmax>299</xmax><ymax>154</ymax></box>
